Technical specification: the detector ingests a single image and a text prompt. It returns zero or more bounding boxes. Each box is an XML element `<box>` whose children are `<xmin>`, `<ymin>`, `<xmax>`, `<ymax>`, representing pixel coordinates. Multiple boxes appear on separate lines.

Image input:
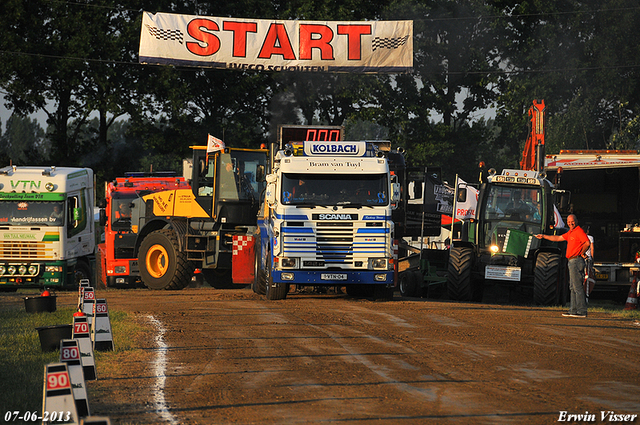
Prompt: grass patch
<box><xmin>0</xmin><ymin>305</ymin><xmax>147</xmax><ymax>416</ymax></box>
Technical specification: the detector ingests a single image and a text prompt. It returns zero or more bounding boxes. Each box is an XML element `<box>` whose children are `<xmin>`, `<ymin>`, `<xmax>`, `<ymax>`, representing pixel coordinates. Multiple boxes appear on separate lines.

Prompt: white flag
<box><xmin>554</xmin><ymin>205</ymin><xmax>565</xmax><ymax>228</ymax></box>
<box><xmin>206</xmin><ymin>134</ymin><xmax>225</xmax><ymax>154</ymax></box>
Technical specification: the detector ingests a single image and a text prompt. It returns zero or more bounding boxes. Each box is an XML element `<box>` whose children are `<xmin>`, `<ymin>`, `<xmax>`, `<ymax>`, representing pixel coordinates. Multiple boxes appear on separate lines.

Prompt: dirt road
<box><xmin>6</xmin><ymin>287</ymin><xmax>640</xmax><ymax>424</ymax></box>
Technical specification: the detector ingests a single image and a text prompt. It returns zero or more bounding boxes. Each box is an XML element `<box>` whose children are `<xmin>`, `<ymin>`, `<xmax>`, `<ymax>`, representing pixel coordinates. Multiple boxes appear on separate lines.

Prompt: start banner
<box><xmin>139</xmin><ymin>12</ymin><xmax>412</xmax><ymax>73</ymax></box>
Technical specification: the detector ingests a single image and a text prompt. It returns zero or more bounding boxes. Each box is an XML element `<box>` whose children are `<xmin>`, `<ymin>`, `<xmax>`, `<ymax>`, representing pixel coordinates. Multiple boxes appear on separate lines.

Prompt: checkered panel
<box><xmin>372</xmin><ymin>35</ymin><xmax>410</xmax><ymax>51</ymax></box>
<box><xmin>145</xmin><ymin>25</ymin><xmax>184</xmax><ymax>44</ymax></box>
<box><xmin>233</xmin><ymin>235</ymin><xmax>254</xmax><ymax>256</ymax></box>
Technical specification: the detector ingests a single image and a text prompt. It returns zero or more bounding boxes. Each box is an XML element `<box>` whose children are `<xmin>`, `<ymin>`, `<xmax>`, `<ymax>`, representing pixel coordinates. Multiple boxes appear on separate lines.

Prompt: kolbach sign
<box><xmin>139</xmin><ymin>12</ymin><xmax>412</xmax><ymax>73</ymax></box>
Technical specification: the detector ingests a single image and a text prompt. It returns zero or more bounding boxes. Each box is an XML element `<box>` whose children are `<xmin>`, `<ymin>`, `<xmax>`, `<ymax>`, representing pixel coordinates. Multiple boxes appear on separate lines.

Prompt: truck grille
<box><xmin>0</xmin><ymin>241</ymin><xmax>55</xmax><ymax>260</ymax></box>
<box><xmin>282</xmin><ymin>221</ymin><xmax>388</xmax><ymax>266</ymax></box>
<box><xmin>316</xmin><ymin>223</ymin><xmax>353</xmax><ymax>263</ymax></box>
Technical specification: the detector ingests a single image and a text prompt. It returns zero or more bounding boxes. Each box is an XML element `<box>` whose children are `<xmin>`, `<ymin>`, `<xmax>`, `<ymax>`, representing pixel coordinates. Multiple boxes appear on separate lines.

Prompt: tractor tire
<box><xmin>252</xmin><ymin>243</ymin><xmax>266</xmax><ymax>295</ymax></box>
<box><xmin>534</xmin><ymin>251</ymin><xmax>561</xmax><ymax>305</ymax></box>
<box><xmin>139</xmin><ymin>229</ymin><xmax>194</xmax><ymax>290</ymax></box>
<box><xmin>399</xmin><ymin>271</ymin><xmax>418</xmax><ymax>297</ymax></box>
<box><xmin>447</xmin><ymin>247</ymin><xmax>474</xmax><ymax>301</ymax></box>
<box><xmin>264</xmin><ymin>249</ymin><xmax>287</xmax><ymax>300</ymax></box>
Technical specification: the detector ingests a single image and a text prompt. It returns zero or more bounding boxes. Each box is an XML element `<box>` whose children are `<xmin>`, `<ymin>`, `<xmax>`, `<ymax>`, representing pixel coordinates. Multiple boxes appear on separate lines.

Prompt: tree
<box><xmin>0</xmin><ymin>114</ymin><xmax>47</xmax><ymax>165</ymax></box>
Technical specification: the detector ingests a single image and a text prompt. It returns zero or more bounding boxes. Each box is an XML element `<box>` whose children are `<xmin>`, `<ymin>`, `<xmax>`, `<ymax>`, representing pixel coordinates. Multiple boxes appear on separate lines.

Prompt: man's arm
<box><xmin>535</xmin><ymin>234</ymin><xmax>564</xmax><ymax>242</ymax></box>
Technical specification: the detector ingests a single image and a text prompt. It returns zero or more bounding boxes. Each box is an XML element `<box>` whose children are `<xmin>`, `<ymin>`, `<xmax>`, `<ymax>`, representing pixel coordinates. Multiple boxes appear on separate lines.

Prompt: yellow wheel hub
<box><xmin>146</xmin><ymin>244</ymin><xmax>169</xmax><ymax>278</ymax></box>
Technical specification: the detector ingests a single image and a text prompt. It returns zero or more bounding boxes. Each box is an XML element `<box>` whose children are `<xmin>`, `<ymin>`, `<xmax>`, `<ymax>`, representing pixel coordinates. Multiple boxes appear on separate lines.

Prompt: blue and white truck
<box><xmin>254</xmin><ymin>140</ymin><xmax>400</xmax><ymax>300</ymax></box>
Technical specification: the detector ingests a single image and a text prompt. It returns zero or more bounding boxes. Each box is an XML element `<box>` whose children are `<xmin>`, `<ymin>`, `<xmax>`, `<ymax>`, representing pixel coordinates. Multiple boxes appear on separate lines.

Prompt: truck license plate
<box><xmin>321</xmin><ymin>273</ymin><xmax>347</xmax><ymax>281</ymax></box>
<box><xmin>485</xmin><ymin>266</ymin><xmax>521</xmax><ymax>282</ymax></box>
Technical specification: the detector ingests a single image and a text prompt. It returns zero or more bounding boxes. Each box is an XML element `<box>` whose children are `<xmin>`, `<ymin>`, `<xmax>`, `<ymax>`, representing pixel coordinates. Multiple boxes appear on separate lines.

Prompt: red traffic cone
<box><xmin>623</xmin><ymin>282</ymin><xmax>638</xmax><ymax>311</ymax></box>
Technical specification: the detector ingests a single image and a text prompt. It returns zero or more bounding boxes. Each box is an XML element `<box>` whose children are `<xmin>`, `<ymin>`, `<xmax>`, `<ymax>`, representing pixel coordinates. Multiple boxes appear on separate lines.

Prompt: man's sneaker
<box><xmin>562</xmin><ymin>312</ymin><xmax>587</xmax><ymax>318</ymax></box>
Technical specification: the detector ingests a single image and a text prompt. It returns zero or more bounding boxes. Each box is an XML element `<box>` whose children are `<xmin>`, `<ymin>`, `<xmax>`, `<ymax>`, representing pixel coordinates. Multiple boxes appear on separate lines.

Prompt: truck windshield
<box><xmin>0</xmin><ymin>200</ymin><xmax>65</xmax><ymax>226</ymax></box>
<box><xmin>281</xmin><ymin>173</ymin><xmax>388</xmax><ymax>206</ymax></box>
<box><xmin>111</xmin><ymin>194</ymin><xmax>134</xmax><ymax>230</ymax></box>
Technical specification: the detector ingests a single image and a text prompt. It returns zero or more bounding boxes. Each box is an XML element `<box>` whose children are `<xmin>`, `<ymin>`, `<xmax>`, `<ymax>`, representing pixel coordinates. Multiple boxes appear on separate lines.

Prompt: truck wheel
<box><xmin>264</xmin><ymin>249</ymin><xmax>287</xmax><ymax>300</ymax></box>
<box><xmin>534</xmin><ymin>252</ymin><xmax>561</xmax><ymax>305</ymax></box>
<box><xmin>372</xmin><ymin>285</ymin><xmax>394</xmax><ymax>301</ymax></box>
<box><xmin>253</xmin><ymin>243</ymin><xmax>266</xmax><ymax>295</ymax></box>
<box><xmin>139</xmin><ymin>229</ymin><xmax>193</xmax><ymax>290</ymax></box>
<box><xmin>73</xmin><ymin>261</ymin><xmax>92</xmax><ymax>288</ymax></box>
<box><xmin>399</xmin><ymin>271</ymin><xmax>417</xmax><ymax>297</ymax></box>
<box><xmin>447</xmin><ymin>247</ymin><xmax>474</xmax><ymax>301</ymax></box>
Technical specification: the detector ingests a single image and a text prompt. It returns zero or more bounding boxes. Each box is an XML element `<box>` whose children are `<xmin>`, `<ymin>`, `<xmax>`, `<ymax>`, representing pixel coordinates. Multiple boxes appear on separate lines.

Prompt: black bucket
<box><xmin>36</xmin><ymin>324</ymin><xmax>72</xmax><ymax>352</ymax></box>
<box><xmin>24</xmin><ymin>296</ymin><xmax>57</xmax><ymax>313</ymax></box>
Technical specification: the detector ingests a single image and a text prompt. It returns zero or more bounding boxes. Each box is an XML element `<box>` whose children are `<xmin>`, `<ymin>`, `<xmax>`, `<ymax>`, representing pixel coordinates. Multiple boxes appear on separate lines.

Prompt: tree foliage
<box><xmin>0</xmin><ymin>0</ymin><xmax>638</xmax><ymax>186</ymax></box>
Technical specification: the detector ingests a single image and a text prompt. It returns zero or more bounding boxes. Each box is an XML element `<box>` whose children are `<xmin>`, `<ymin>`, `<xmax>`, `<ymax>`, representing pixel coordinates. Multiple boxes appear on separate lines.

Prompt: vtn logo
<box><xmin>11</xmin><ymin>180</ymin><xmax>41</xmax><ymax>190</ymax></box>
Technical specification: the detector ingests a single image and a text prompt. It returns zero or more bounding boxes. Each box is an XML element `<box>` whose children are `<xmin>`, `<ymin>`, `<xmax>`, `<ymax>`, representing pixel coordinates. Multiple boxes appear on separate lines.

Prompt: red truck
<box><xmin>96</xmin><ymin>172</ymin><xmax>190</xmax><ymax>288</ymax></box>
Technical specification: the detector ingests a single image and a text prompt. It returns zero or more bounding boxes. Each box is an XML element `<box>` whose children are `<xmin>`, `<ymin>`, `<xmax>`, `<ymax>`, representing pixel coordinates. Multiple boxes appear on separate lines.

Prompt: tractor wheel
<box><xmin>139</xmin><ymin>229</ymin><xmax>193</xmax><ymax>290</ymax></box>
<box><xmin>534</xmin><ymin>252</ymin><xmax>561</xmax><ymax>305</ymax></box>
<box><xmin>399</xmin><ymin>271</ymin><xmax>418</xmax><ymax>297</ymax></box>
<box><xmin>447</xmin><ymin>247</ymin><xmax>474</xmax><ymax>301</ymax></box>
<box><xmin>264</xmin><ymin>249</ymin><xmax>287</xmax><ymax>300</ymax></box>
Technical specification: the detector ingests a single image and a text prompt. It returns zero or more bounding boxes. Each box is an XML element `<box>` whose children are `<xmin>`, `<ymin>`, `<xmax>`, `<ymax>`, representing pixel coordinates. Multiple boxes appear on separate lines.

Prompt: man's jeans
<box><xmin>567</xmin><ymin>257</ymin><xmax>587</xmax><ymax>315</ymax></box>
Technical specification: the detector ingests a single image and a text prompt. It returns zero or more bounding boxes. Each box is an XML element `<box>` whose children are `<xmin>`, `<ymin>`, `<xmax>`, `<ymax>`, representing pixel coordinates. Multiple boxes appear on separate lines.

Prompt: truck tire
<box><xmin>73</xmin><ymin>261</ymin><xmax>92</xmax><ymax>288</ymax></box>
<box><xmin>447</xmin><ymin>247</ymin><xmax>474</xmax><ymax>301</ymax></box>
<box><xmin>139</xmin><ymin>229</ymin><xmax>193</xmax><ymax>290</ymax></box>
<box><xmin>264</xmin><ymin>249</ymin><xmax>287</xmax><ymax>300</ymax></box>
<box><xmin>399</xmin><ymin>271</ymin><xmax>417</xmax><ymax>297</ymax></box>
<box><xmin>534</xmin><ymin>251</ymin><xmax>561</xmax><ymax>305</ymax></box>
<box><xmin>252</xmin><ymin>243</ymin><xmax>266</xmax><ymax>295</ymax></box>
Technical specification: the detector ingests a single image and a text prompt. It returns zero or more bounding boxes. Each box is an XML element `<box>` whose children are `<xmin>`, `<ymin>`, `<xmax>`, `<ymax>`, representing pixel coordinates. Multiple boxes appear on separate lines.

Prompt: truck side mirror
<box><xmin>256</xmin><ymin>165</ymin><xmax>265</xmax><ymax>182</ymax></box>
<box><xmin>412</xmin><ymin>181</ymin><xmax>422</xmax><ymax>200</ymax></box>
<box><xmin>457</xmin><ymin>187</ymin><xmax>467</xmax><ymax>203</ymax></box>
<box><xmin>554</xmin><ymin>190</ymin><xmax>571</xmax><ymax>211</ymax></box>
<box><xmin>265</xmin><ymin>183</ymin><xmax>276</xmax><ymax>207</ymax></box>
<box><xmin>391</xmin><ymin>182</ymin><xmax>401</xmax><ymax>207</ymax></box>
<box><xmin>99</xmin><ymin>209</ymin><xmax>107</xmax><ymax>227</ymax></box>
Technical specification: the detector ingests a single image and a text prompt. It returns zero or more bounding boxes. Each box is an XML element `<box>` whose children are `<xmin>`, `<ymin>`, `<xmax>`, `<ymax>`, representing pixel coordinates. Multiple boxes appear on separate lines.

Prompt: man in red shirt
<box><xmin>536</xmin><ymin>214</ymin><xmax>591</xmax><ymax>317</ymax></box>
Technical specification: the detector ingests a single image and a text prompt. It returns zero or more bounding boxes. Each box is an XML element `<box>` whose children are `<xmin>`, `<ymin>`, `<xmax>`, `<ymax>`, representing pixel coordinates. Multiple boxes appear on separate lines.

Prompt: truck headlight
<box><xmin>114</xmin><ymin>266</ymin><xmax>127</xmax><ymax>274</ymax></box>
<box><xmin>45</xmin><ymin>266</ymin><xmax>63</xmax><ymax>272</ymax></box>
<box><xmin>280</xmin><ymin>258</ymin><xmax>297</xmax><ymax>268</ymax></box>
<box><xmin>7</xmin><ymin>266</ymin><xmax>16</xmax><ymax>275</ymax></box>
<box><xmin>0</xmin><ymin>266</ymin><xmax>5</xmax><ymax>275</ymax></box>
<box><xmin>490</xmin><ymin>245</ymin><xmax>500</xmax><ymax>253</ymax></box>
<box><xmin>18</xmin><ymin>265</ymin><xmax>27</xmax><ymax>275</ymax></box>
<box><xmin>369</xmin><ymin>258</ymin><xmax>387</xmax><ymax>269</ymax></box>
<box><xmin>28</xmin><ymin>265</ymin><xmax>38</xmax><ymax>275</ymax></box>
